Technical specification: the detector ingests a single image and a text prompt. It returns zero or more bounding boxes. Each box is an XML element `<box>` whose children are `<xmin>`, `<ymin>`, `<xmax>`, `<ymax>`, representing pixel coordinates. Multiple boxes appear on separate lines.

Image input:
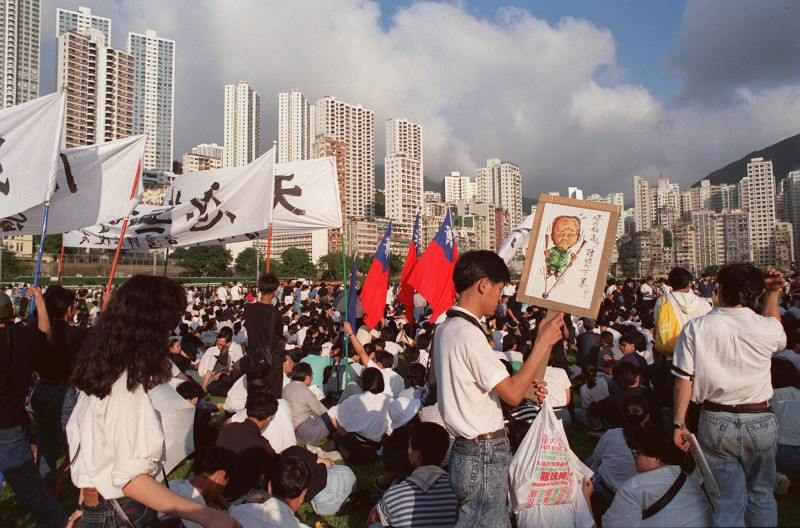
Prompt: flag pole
<box><xmin>341</xmin><ymin>230</ymin><xmax>348</xmax><ymax>389</ymax></box>
<box><xmin>28</xmin><ymin>200</ymin><xmax>51</xmax><ymax>323</ymax></box>
<box><xmin>266</xmin><ymin>140</ymin><xmax>277</xmax><ymax>274</ymax></box>
<box><xmin>105</xmin><ymin>160</ymin><xmax>142</xmax><ymax>296</ymax></box>
<box><xmin>57</xmin><ymin>241</ymin><xmax>65</xmax><ymax>285</ymax></box>
<box><xmin>163</xmin><ymin>247</ymin><xmax>169</xmax><ymax>276</ymax></box>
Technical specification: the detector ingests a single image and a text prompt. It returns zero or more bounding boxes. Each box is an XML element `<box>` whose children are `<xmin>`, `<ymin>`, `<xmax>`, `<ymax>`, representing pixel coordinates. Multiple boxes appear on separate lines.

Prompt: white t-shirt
<box><xmin>435</xmin><ymin>307</ymin><xmax>509</xmax><ymax>439</ymax></box>
<box><xmin>493</xmin><ymin>330</ymin><xmax>508</xmax><ymax>351</ymax></box>
<box><xmin>367</xmin><ymin>359</ymin><xmax>405</xmax><ymax>398</ymax></box>
<box><xmin>230</xmin><ymin>399</ymin><xmax>297</xmax><ymax>453</ymax></box>
<box><xmin>579</xmin><ymin>377</ymin><xmax>609</xmax><ymax>408</ymax></box>
<box><xmin>593</xmin><ymin>428</ymin><xmax>637</xmax><ymax>492</ymax></box>
<box><xmin>383</xmin><ymin>341</ymin><xmax>403</xmax><ymax>369</ymax></box>
<box><xmin>196</xmin><ymin>342</ymin><xmax>244</xmax><ymax>377</ymax></box>
<box><xmin>217</xmin><ymin>286</ymin><xmax>228</xmax><ymax>302</ymax></box>
<box><xmin>516</xmin><ymin>474</ymin><xmax>593</xmax><ymax>528</ymax></box>
<box><xmin>327</xmin><ymin>391</ymin><xmax>393</xmax><ymax>442</ymax></box>
<box><xmin>229</xmin><ymin>498</ymin><xmax>310</xmax><ymax>528</ymax></box>
<box><xmin>66</xmin><ymin>373</ymin><xmax>164</xmax><ymax>499</ymax></box>
<box><xmin>543</xmin><ymin>366</ymin><xmax>571</xmax><ymax>408</ymax></box>
<box><xmin>163</xmin><ymin>480</ymin><xmax>205</xmax><ymax>528</ymax></box>
<box><xmin>230</xmin><ymin>285</ymin><xmax>242</xmax><ymax>301</ymax></box>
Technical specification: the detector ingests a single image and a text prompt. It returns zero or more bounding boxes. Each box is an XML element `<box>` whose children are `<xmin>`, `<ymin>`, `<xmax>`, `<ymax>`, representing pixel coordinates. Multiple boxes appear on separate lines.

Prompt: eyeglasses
<box><xmin>631</xmin><ymin>449</ymin><xmax>642</xmax><ymax>457</ymax></box>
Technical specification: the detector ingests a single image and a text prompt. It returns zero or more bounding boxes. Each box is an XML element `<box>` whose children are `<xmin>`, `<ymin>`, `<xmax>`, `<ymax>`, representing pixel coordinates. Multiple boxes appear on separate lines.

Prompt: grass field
<box><xmin>3</xmin><ymin>389</ymin><xmax>800</xmax><ymax>527</ymax></box>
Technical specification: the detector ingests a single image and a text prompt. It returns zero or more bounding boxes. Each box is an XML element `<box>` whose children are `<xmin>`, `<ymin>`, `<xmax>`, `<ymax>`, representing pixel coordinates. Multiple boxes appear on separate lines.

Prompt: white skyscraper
<box><xmin>192</xmin><ymin>143</ymin><xmax>225</xmax><ymax>160</ymax></box>
<box><xmin>2</xmin><ymin>0</ymin><xmax>40</xmax><ymax>109</ymax></box>
<box><xmin>384</xmin><ymin>118</ymin><xmax>423</xmax><ymax>223</ymax></box>
<box><xmin>442</xmin><ymin>172</ymin><xmax>473</xmax><ymax>203</ymax></box>
<box><xmin>478</xmin><ymin>158</ymin><xmax>522</xmax><ymax>228</ymax></box>
<box><xmin>57</xmin><ymin>6</ymin><xmax>109</xmax><ymax>45</ymax></box>
<box><xmin>633</xmin><ymin>175</ymin><xmax>651</xmax><ymax>232</ymax></box>
<box><xmin>278</xmin><ymin>89</ymin><xmax>314</xmax><ymax>162</ymax></box>
<box><xmin>567</xmin><ymin>187</ymin><xmax>584</xmax><ymax>200</ymax></box>
<box><xmin>746</xmin><ymin>157</ymin><xmax>776</xmax><ymax>267</ymax></box>
<box><xmin>128</xmin><ymin>29</ymin><xmax>174</xmax><ymax>171</ymax></box>
<box><xmin>783</xmin><ymin>170</ymin><xmax>800</xmax><ymax>265</ymax></box>
<box><xmin>223</xmin><ymin>81</ymin><xmax>261</xmax><ymax>168</ymax></box>
<box><xmin>315</xmin><ymin>96</ymin><xmax>375</xmax><ymax>219</ymax></box>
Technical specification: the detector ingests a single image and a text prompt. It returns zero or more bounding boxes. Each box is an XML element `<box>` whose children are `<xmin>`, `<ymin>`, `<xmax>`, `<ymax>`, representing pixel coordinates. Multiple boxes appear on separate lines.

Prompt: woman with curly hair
<box><xmin>67</xmin><ymin>275</ymin><xmax>239</xmax><ymax>528</ymax></box>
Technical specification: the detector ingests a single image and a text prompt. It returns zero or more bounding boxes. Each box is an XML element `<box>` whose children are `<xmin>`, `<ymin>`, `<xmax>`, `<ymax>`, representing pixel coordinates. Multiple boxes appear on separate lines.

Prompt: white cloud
<box><xmin>41</xmin><ymin>0</ymin><xmax>800</xmax><ymax>200</ymax></box>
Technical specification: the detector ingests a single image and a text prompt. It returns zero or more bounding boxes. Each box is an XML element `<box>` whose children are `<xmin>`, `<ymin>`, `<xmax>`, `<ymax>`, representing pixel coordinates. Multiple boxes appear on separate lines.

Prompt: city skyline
<box><xmin>33</xmin><ymin>0</ymin><xmax>799</xmax><ymax>198</ymax></box>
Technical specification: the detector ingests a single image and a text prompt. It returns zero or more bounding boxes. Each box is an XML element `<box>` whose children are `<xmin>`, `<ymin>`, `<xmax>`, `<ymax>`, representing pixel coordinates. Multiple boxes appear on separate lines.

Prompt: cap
<box><xmin>389</xmin><ymin>397</ymin><xmax>422</xmax><ymax>430</ymax></box>
<box><xmin>0</xmin><ymin>291</ymin><xmax>14</xmax><ymax>321</ymax></box>
<box><xmin>311</xmin><ymin>465</ymin><xmax>357</xmax><ymax>516</ymax></box>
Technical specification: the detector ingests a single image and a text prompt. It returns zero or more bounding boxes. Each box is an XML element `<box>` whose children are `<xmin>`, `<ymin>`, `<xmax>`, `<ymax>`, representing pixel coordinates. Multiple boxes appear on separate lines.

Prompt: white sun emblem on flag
<box><xmin>444</xmin><ymin>224</ymin><xmax>454</xmax><ymax>247</ymax></box>
<box><xmin>383</xmin><ymin>236</ymin><xmax>390</xmax><ymax>258</ymax></box>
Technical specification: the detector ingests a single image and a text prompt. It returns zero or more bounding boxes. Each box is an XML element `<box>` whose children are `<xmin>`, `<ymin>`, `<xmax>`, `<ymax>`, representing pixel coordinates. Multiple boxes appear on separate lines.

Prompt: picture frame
<box><xmin>518</xmin><ymin>194</ymin><xmax>620</xmax><ymax>320</ymax></box>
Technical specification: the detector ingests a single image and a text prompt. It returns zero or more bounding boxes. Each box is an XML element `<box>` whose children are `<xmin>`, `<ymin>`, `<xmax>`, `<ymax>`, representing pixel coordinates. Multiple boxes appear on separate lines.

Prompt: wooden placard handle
<box><xmin>524</xmin><ymin>309</ymin><xmax>561</xmax><ymax>401</ymax></box>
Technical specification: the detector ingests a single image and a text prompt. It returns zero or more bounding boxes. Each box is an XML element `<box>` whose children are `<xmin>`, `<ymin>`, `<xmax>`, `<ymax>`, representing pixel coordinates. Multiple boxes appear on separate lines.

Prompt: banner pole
<box><xmin>265</xmin><ymin>223</ymin><xmax>273</xmax><ymax>274</ymax></box>
<box><xmin>163</xmin><ymin>247</ymin><xmax>169</xmax><ymax>276</ymax></box>
<box><xmin>57</xmin><ymin>241</ymin><xmax>65</xmax><ymax>285</ymax></box>
<box><xmin>341</xmin><ymin>230</ymin><xmax>348</xmax><ymax>390</ymax></box>
<box><xmin>105</xmin><ymin>160</ymin><xmax>142</xmax><ymax>296</ymax></box>
<box><xmin>28</xmin><ymin>200</ymin><xmax>51</xmax><ymax>324</ymax></box>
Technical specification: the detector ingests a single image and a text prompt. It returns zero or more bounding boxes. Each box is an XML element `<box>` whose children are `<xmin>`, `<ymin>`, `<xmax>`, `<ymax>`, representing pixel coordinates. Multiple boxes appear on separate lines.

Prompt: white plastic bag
<box><xmin>509</xmin><ymin>398</ymin><xmax>576</xmax><ymax>511</ymax></box>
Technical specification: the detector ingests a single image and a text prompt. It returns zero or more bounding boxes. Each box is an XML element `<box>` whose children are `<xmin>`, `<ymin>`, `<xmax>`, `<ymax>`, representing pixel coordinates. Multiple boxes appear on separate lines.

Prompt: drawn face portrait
<box><xmin>551</xmin><ymin>216</ymin><xmax>581</xmax><ymax>250</ymax></box>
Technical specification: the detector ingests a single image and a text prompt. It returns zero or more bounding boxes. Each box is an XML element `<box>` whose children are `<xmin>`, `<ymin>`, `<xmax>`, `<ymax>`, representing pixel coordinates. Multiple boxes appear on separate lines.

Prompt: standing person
<box><xmin>672</xmin><ymin>264</ymin><xmax>786</xmax><ymax>527</ymax></box>
<box><xmin>696</xmin><ymin>273</ymin><xmax>715</xmax><ymax>306</ymax></box>
<box><xmin>435</xmin><ymin>250</ymin><xmax>564</xmax><ymax>527</ymax></box>
<box><xmin>216</xmin><ymin>282</ymin><xmax>229</xmax><ymax>305</ymax></box>
<box><xmin>67</xmin><ymin>275</ymin><xmax>238</xmax><ymax>528</ymax></box>
<box><xmin>230</xmin><ymin>281</ymin><xmax>242</xmax><ymax>303</ymax></box>
<box><xmin>243</xmin><ymin>274</ymin><xmax>285</xmax><ymax>397</ymax></box>
<box><xmin>0</xmin><ymin>288</ymin><xmax>69</xmax><ymax>528</ymax></box>
<box><xmin>31</xmin><ymin>285</ymin><xmax>89</xmax><ymax>492</ymax></box>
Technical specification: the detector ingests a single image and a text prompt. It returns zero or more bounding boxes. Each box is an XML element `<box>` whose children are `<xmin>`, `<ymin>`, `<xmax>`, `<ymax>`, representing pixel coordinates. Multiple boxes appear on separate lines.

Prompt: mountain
<box><xmin>694</xmin><ymin>133</ymin><xmax>800</xmax><ymax>187</ymax></box>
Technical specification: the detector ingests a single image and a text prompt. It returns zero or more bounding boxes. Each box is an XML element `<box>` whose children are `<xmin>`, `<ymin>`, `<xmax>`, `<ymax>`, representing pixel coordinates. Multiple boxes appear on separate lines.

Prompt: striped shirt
<box><xmin>377</xmin><ymin>468</ymin><xmax>458</xmax><ymax>528</ymax></box>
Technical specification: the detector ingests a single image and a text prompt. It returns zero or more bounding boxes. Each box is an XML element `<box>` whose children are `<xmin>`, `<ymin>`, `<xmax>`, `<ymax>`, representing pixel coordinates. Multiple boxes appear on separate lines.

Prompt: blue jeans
<box><xmin>31</xmin><ymin>381</ymin><xmax>69</xmax><ymax>492</ymax></box>
<box><xmin>777</xmin><ymin>443</ymin><xmax>800</xmax><ymax>480</ymax></box>
<box><xmin>0</xmin><ymin>426</ymin><xmax>68</xmax><ymax>528</ymax></box>
<box><xmin>449</xmin><ymin>436</ymin><xmax>511</xmax><ymax>528</ymax></box>
<box><xmin>698</xmin><ymin>410</ymin><xmax>777</xmax><ymax>527</ymax></box>
<box><xmin>79</xmin><ymin>497</ymin><xmax>156</xmax><ymax>528</ymax></box>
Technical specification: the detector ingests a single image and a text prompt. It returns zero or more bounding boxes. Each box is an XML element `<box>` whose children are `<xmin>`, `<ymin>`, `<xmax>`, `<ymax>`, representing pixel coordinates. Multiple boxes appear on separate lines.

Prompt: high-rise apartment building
<box><xmin>182</xmin><ymin>152</ymin><xmax>221</xmax><ymax>173</ymax></box>
<box><xmin>476</xmin><ymin>158</ymin><xmax>522</xmax><ymax>227</ymax></box>
<box><xmin>722</xmin><ymin>210</ymin><xmax>751</xmax><ymax>264</ymax></box>
<box><xmin>223</xmin><ymin>81</ymin><xmax>260</xmax><ymax>168</ymax></box>
<box><xmin>633</xmin><ymin>175</ymin><xmax>651</xmax><ymax>233</ymax></box>
<box><xmin>442</xmin><ymin>172</ymin><xmax>473</xmax><ymax>203</ymax></box>
<box><xmin>567</xmin><ymin>187</ymin><xmax>584</xmax><ymax>200</ymax></box>
<box><xmin>128</xmin><ymin>29</ymin><xmax>174</xmax><ymax>171</ymax></box>
<box><xmin>278</xmin><ymin>89</ymin><xmax>314</xmax><ymax>163</ymax></box>
<box><xmin>746</xmin><ymin>157</ymin><xmax>776</xmax><ymax>267</ymax></box>
<box><xmin>57</xmin><ymin>6</ymin><xmax>109</xmax><ymax>45</ymax></box>
<box><xmin>192</xmin><ymin>142</ymin><xmax>224</xmax><ymax>160</ymax></box>
<box><xmin>384</xmin><ymin>118</ymin><xmax>422</xmax><ymax>224</ymax></box>
<box><xmin>56</xmin><ymin>9</ymin><xmax>133</xmax><ymax>148</ymax></box>
<box><xmin>783</xmin><ymin>170</ymin><xmax>800</xmax><ymax>265</ymax></box>
<box><xmin>2</xmin><ymin>0</ymin><xmax>40</xmax><ymax>109</ymax></box>
<box><xmin>315</xmin><ymin>96</ymin><xmax>374</xmax><ymax>219</ymax></box>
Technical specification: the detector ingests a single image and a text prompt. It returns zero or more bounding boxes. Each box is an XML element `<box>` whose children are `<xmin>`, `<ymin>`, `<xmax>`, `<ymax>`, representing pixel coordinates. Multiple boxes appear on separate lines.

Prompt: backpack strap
<box><xmin>642</xmin><ymin>470</ymin><xmax>687</xmax><ymax>520</ymax></box>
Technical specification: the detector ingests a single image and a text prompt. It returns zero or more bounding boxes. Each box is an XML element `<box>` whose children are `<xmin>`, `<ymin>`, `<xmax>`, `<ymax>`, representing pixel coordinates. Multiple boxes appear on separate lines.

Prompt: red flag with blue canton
<box><xmin>396</xmin><ymin>211</ymin><xmax>420</xmax><ymax>317</ymax></box>
<box><xmin>408</xmin><ymin>209</ymin><xmax>459</xmax><ymax>322</ymax></box>
<box><xmin>360</xmin><ymin>220</ymin><xmax>392</xmax><ymax>329</ymax></box>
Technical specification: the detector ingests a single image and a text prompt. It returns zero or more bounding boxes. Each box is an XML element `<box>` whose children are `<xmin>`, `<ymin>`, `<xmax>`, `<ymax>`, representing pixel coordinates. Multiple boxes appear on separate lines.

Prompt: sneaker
<box><xmin>775</xmin><ymin>472</ymin><xmax>791</xmax><ymax>495</ymax></box>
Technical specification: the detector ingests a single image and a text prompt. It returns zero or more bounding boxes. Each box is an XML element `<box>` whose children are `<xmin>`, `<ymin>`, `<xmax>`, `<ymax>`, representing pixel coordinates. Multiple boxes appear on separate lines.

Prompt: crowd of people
<box><xmin>1</xmin><ymin>252</ymin><xmax>799</xmax><ymax>527</ymax></box>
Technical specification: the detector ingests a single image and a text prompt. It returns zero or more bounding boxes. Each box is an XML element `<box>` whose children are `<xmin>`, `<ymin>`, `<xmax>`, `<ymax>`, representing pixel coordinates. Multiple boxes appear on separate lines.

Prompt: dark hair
<box><xmin>582</xmin><ymin>318</ymin><xmax>596</xmax><ymax>331</ymax></box>
<box><xmin>71</xmin><ymin>276</ymin><xmax>187</xmax><ymax>397</ymax></box>
<box><xmin>717</xmin><ymin>263</ymin><xmax>764</xmax><ymax>309</ymax></box>
<box><xmin>772</xmin><ymin>357</ymin><xmax>800</xmax><ymax>389</ymax></box>
<box><xmin>584</xmin><ymin>363</ymin><xmax>598</xmax><ymax>390</ymax></box>
<box><xmin>193</xmin><ymin>445</ymin><xmax>237</xmax><ymax>477</ymax></box>
<box><xmin>217</xmin><ymin>326</ymin><xmax>233</xmax><ymax>343</ymax></box>
<box><xmin>374</xmin><ymin>350</ymin><xmax>394</xmax><ymax>369</ymax></box>
<box><xmin>404</xmin><ymin>346</ymin><xmax>420</xmax><ymax>363</ymax></box>
<box><xmin>415</xmin><ymin>334</ymin><xmax>431</xmax><ymax>350</ymax></box>
<box><xmin>258</xmin><ymin>273</ymin><xmax>280</xmax><ymax>295</ymax></box>
<box><xmin>502</xmin><ymin>333</ymin><xmax>518</xmax><ymax>352</ymax></box>
<box><xmin>409</xmin><ymin>422</ymin><xmax>450</xmax><ymax>466</ymax></box>
<box><xmin>43</xmin><ymin>285</ymin><xmax>75</xmax><ymax>320</ymax></box>
<box><xmin>626</xmin><ymin>423</ymin><xmax>685</xmax><ymax>466</ymax></box>
<box><xmin>668</xmin><ymin>267</ymin><xmax>693</xmax><ymax>290</ymax></box>
<box><xmin>270</xmin><ymin>456</ymin><xmax>310</xmax><ymax>500</ymax></box>
<box><xmin>405</xmin><ymin>363</ymin><xmax>426</xmax><ymax>389</ymax></box>
<box><xmin>612</xmin><ymin>361</ymin><xmax>639</xmax><ymax>388</ymax></box>
<box><xmin>361</xmin><ymin>367</ymin><xmax>385</xmax><ymax>394</ymax></box>
<box><xmin>245</xmin><ymin>388</ymin><xmax>279</xmax><ymax>421</ymax></box>
<box><xmin>453</xmin><ymin>250</ymin><xmax>510</xmax><ymax>294</ymax></box>
<box><xmin>619</xmin><ymin>331</ymin><xmax>647</xmax><ymax>352</ymax></box>
<box><xmin>290</xmin><ymin>362</ymin><xmax>313</xmax><ymax>382</ymax></box>
<box><xmin>599</xmin><ymin>330</ymin><xmax>614</xmax><ymax>347</ymax></box>
<box><xmin>176</xmin><ymin>380</ymin><xmax>205</xmax><ymax>401</ymax></box>
<box><xmin>622</xmin><ymin>394</ymin><xmax>649</xmax><ymax>425</ymax></box>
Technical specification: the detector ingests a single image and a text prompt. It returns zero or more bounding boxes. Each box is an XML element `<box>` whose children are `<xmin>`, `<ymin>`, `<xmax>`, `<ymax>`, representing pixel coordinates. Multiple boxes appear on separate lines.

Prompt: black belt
<box><xmin>702</xmin><ymin>401</ymin><xmax>773</xmax><ymax>414</ymax></box>
<box><xmin>456</xmin><ymin>429</ymin><xmax>506</xmax><ymax>441</ymax></box>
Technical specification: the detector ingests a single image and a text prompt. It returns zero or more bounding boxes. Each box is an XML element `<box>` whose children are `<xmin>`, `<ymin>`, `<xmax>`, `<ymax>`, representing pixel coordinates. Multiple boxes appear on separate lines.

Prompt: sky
<box><xmin>40</xmin><ymin>0</ymin><xmax>800</xmax><ymax>200</ymax></box>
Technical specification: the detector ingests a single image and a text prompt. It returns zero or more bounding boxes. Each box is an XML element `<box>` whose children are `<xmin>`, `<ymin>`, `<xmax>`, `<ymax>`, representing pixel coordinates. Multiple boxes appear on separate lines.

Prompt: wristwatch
<box><xmin>673</xmin><ymin>423</ymin><xmax>687</xmax><ymax>430</ymax></box>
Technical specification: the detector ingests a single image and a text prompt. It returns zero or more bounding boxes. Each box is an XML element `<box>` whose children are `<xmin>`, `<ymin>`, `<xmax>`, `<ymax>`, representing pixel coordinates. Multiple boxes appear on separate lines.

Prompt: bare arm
<box><xmin>343</xmin><ymin>322</ymin><xmax>371</xmax><ymax>368</ymax></box>
<box><xmin>28</xmin><ymin>287</ymin><xmax>51</xmax><ymax>341</ymax></box>
<box><xmin>123</xmin><ymin>474</ymin><xmax>240</xmax><ymax>528</ymax></box>
<box><xmin>763</xmin><ymin>267</ymin><xmax>785</xmax><ymax>322</ymax></box>
<box><xmin>493</xmin><ymin>312</ymin><xmax>564</xmax><ymax>406</ymax></box>
<box><xmin>672</xmin><ymin>377</ymin><xmax>693</xmax><ymax>452</ymax></box>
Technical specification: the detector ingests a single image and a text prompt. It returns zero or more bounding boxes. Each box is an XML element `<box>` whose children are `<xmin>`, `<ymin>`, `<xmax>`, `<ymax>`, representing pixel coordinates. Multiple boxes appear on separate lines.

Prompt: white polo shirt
<box><xmin>327</xmin><ymin>391</ymin><xmax>393</xmax><ymax>442</ymax></box>
<box><xmin>672</xmin><ymin>307</ymin><xmax>786</xmax><ymax>405</ymax></box>
<box><xmin>196</xmin><ymin>342</ymin><xmax>244</xmax><ymax>377</ymax></box>
<box><xmin>435</xmin><ymin>306</ymin><xmax>509</xmax><ymax>439</ymax></box>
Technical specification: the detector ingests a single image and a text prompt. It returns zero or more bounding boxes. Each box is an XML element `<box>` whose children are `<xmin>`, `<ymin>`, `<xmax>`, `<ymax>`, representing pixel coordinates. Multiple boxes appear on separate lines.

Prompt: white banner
<box><xmin>0</xmin><ymin>135</ymin><xmax>145</xmax><ymax>236</ymax></box>
<box><xmin>0</xmin><ymin>92</ymin><xmax>66</xmax><ymax>217</ymax></box>
<box><xmin>63</xmin><ymin>149</ymin><xmax>276</xmax><ymax>249</ymax></box>
<box><xmin>163</xmin><ymin>156</ymin><xmax>342</xmax><ymax>242</ymax></box>
<box><xmin>498</xmin><ymin>212</ymin><xmax>536</xmax><ymax>263</ymax></box>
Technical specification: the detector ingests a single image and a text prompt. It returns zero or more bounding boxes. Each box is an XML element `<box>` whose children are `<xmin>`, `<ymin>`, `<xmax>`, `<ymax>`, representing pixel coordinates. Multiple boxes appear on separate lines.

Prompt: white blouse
<box><xmin>67</xmin><ymin>372</ymin><xmax>165</xmax><ymax>499</ymax></box>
